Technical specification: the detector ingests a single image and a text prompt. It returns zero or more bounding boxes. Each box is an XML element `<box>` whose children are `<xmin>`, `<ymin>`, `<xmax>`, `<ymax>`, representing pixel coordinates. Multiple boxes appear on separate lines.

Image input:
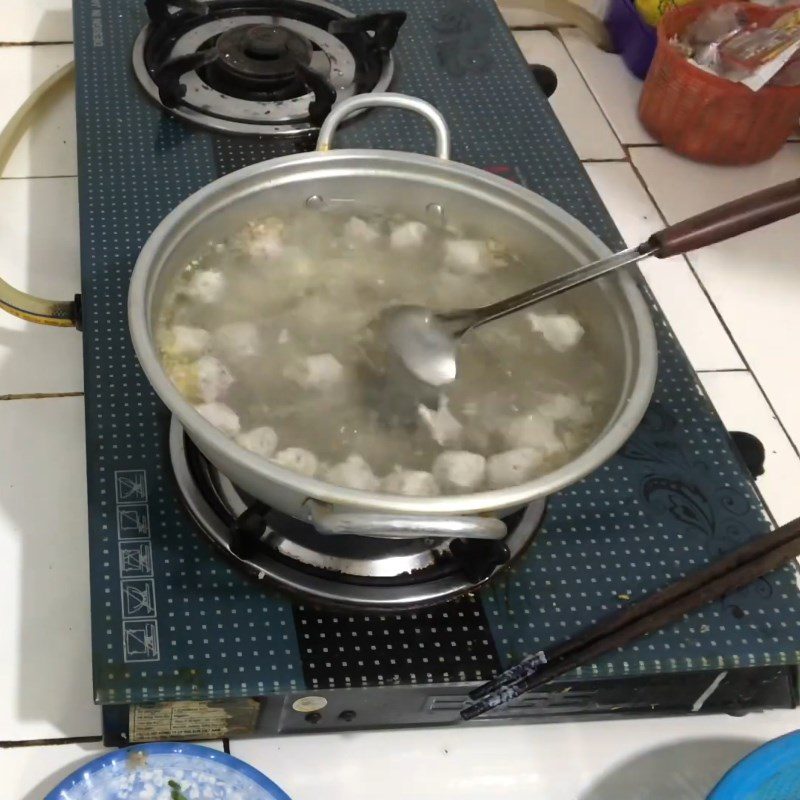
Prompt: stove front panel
<box><xmin>74</xmin><ymin>0</ymin><xmax>800</xmax><ymax>707</ymax></box>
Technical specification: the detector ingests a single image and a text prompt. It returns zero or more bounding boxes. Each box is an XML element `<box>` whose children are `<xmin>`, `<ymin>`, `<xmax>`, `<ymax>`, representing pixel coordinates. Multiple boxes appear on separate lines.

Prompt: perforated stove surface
<box><xmin>75</xmin><ymin>0</ymin><xmax>800</xmax><ymax>720</ymax></box>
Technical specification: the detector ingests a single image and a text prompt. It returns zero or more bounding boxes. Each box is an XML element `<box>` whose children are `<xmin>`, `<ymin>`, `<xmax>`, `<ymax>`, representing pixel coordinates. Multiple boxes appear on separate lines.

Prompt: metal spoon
<box><xmin>379</xmin><ymin>177</ymin><xmax>800</xmax><ymax>397</ymax></box>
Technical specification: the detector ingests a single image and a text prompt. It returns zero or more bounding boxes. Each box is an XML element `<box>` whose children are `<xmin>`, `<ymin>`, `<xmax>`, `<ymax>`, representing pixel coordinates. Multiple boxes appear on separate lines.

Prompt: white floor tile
<box><xmin>630</xmin><ymin>145</ymin><xmax>800</xmax><ymax>452</ymax></box>
<box><xmin>513</xmin><ymin>31</ymin><xmax>624</xmax><ymax>160</ymax></box>
<box><xmin>0</xmin><ymin>44</ymin><xmax>77</xmax><ymax>179</ymax></box>
<box><xmin>585</xmin><ymin>161</ymin><xmax>743</xmax><ymax>371</ymax></box>
<box><xmin>0</xmin><ymin>396</ymin><xmax>98</xmax><ymax>741</ymax></box>
<box><xmin>0</xmin><ymin>740</ymin><xmax>225</xmax><ymax>799</ymax></box>
<box><xmin>2</xmin><ymin>0</ymin><xmax>73</xmax><ymax>43</ymax></box>
<box><xmin>699</xmin><ymin>371</ymin><xmax>800</xmax><ymax>526</ymax></box>
<box><xmin>0</xmin><ymin>176</ymin><xmax>83</xmax><ymax>395</ymax></box>
<box><xmin>561</xmin><ymin>28</ymin><xmax>656</xmax><ymax>146</ymax></box>
<box><xmin>231</xmin><ymin>710</ymin><xmax>800</xmax><ymax>800</ymax></box>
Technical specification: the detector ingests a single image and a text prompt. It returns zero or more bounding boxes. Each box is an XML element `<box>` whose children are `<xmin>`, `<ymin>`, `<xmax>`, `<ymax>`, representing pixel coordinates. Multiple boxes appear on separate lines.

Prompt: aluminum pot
<box><xmin>128</xmin><ymin>94</ymin><xmax>658</xmax><ymax>541</ymax></box>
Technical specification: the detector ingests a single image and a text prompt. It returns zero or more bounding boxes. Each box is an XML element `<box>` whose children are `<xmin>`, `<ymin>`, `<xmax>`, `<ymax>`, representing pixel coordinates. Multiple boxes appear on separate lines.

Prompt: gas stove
<box><xmin>74</xmin><ymin>0</ymin><xmax>800</xmax><ymax>744</ymax></box>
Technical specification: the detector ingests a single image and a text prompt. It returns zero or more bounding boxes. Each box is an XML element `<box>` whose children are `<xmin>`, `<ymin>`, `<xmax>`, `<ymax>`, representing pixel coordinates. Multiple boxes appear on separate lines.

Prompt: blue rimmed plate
<box><xmin>708</xmin><ymin>730</ymin><xmax>800</xmax><ymax>799</ymax></box>
<box><xmin>45</xmin><ymin>742</ymin><xmax>292</xmax><ymax>800</ymax></box>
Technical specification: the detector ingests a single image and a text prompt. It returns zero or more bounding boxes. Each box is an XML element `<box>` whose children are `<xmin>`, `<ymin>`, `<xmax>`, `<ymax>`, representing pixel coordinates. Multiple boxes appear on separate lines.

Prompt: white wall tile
<box><xmin>1</xmin><ymin>0</ymin><xmax>73</xmax><ymax>43</ymax></box>
<box><xmin>631</xmin><ymin>145</ymin><xmax>800</xmax><ymax>452</ymax></box>
<box><xmin>0</xmin><ymin>176</ymin><xmax>83</xmax><ymax>395</ymax></box>
<box><xmin>699</xmin><ymin>371</ymin><xmax>800</xmax><ymax>526</ymax></box>
<box><xmin>561</xmin><ymin>28</ymin><xmax>656</xmax><ymax>146</ymax></box>
<box><xmin>585</xmin><ymin>162</ymin><xmax>743</xmax><ymax>371</ymax></box>
<box><xmin>513</xmin><ymin>31</ymin><xmax>624</xmax><ymax>160</ymax></box>
<box><xmin>0</xmin><ymin>396</ymin><xmax>98</xmax><ymax>740</ymax></box>
<box><xmin>232</xmin><ymin>711</ymin><xmax>800</xmax><ymax>800</ymax></box>
<box><xmin>0</xmin><ymin>44</ymin><xmax>77</xmax><ymax>179</ymax></box>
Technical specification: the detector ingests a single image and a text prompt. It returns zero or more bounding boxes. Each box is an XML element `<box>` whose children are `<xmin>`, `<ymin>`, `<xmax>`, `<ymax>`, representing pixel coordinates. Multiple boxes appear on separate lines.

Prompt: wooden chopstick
<box><xmin>470</xmin><ymin>515</ymin><xmax>800</xmax><ymax>703</ymax></box>
<box><xmin>461</xmin><ymin>516</ymin><xmax>800</xmax><ymax>720</ymax></box>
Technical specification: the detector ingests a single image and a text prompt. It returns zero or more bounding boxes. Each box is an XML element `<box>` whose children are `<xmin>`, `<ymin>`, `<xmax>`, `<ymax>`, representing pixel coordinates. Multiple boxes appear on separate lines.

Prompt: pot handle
<box><xmin>0</xmin><ymin>62</ymin><xmax>80</xmax><ymax>327</ymax></box>
<box><xmin>316</xmin><ymin>93</ymin><xmax>451</xmax><ymax>160</ymax></box>
<box><xmin>309</xmin><ymin>501</ymin><xmax>507</xmax><ymax>540</ymax></box>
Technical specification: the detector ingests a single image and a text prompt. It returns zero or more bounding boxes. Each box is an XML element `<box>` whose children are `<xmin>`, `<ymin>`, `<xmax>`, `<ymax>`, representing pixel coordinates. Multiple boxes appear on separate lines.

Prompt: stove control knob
<box><xmin>338</xmin><ymin>710</ymin><xmax>357</xmax><ymax>722</ymax></box>
<box><xmin>305</xmin><ymin>712</ymin><xmax>322</xmax><ymax>724</ymax></box>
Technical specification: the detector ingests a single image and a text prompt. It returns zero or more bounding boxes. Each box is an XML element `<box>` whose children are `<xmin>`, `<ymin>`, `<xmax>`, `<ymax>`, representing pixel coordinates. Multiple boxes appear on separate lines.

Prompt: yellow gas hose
<box><xmin>0</xmin><ymin>61</ymin><xmax>78</xmax><ymax>327</ymax></box>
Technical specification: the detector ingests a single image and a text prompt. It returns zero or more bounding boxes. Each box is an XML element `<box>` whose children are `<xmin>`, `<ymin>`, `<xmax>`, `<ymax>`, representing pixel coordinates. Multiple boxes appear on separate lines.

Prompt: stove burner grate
<box><xmin>134</xmin><ymin>0</ymin><xmax>405</xmax><ymax>135</ymax></box>
<box><xmin>169</xmin><ymin>417</ymin><xmax>546</xmax><ymax>610</ymax></box>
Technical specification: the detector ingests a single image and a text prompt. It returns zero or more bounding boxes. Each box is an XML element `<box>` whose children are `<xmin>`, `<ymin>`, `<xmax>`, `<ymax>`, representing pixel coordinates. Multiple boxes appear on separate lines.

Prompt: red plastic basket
<box><xmin>638</xmin><ymin>0</ymin><xmax>800</xmax><ymax>164</ymax></box>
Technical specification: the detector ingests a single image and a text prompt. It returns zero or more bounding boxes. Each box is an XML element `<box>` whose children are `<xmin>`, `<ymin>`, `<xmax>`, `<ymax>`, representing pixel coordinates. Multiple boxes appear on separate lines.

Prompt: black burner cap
<box><xmin>216</xmin><ymin>24</ymin><xmax>313</xmax><ymax>83</ymax></box>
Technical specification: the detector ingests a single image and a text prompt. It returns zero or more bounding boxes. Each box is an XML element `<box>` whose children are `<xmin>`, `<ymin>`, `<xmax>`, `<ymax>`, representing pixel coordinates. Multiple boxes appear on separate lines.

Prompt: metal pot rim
<box><xmin>129</xmin><ymin>148</ymin><xmax>658</xmax><ymax>515</ymax></box>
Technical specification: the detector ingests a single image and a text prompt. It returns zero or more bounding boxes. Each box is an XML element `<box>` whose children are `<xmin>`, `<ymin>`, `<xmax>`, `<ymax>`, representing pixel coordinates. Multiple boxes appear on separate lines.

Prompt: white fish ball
<box><xmin>390</xmin><ymin>220</ymin><xmax>427</xmax><ymax>250</ymax></box>
<box><xmin>432</xmin><ymin>451</ymin><xmax>487</xmax><ymax>493</ymax></box>
<box><xmin>487</xmin><ymin>448</ymin><xmax>544</xmax><ymax>488</ymax></box>
<box><xmin>526</xmin><ymin>311</ymin><xmax>585</xmax><ymax>352</ymax></box>
<box><xmin>194</xmin><ymin>402</ymin><xmax>240</xmax><ymax>437</ymax></box>
<box><xmin>381</xmin><ymin>470</ymin><xmax>440</xmax><ymax>497</ymax></box>
<box><xmin>273</xmin><ymin>447</ymin><xmax>318</xmax><ymax>477</ymax></box>
<box><xmin>184</xmin><ymin>269</ymin><xmax>225</xmax><ymax>303</ymax></box>
<box><xmin>235</xmin><ymin>426</ymin><xmax>278</xmax><ymax>458</ymax></box>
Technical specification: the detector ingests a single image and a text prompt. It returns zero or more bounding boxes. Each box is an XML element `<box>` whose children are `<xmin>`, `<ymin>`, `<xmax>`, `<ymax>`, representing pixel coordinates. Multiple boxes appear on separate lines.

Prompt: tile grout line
<box><xmin>626</xmin><ymin>151</ymin><xmax>800</xmax><ymax>460</ymax></box>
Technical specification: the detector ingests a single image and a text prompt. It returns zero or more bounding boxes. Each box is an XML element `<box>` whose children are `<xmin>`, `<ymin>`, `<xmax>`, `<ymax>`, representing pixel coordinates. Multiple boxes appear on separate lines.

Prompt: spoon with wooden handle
<box><xmin>378</xmin><ymin>177</ymin><xmax>800</xmax><ymax>395</ymax></box>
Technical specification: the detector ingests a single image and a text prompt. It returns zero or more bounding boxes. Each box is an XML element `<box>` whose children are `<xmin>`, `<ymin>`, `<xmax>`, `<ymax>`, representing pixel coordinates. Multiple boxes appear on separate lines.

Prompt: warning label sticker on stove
<box><xmin>129</xmin><ymin>700</ymin><xmax>260</xmax><ymax>742</ymax></box>
<box><xmin>117</xmin><ymin>505</ymin><xmax>150</xmax><ymax>539</ymax></box>
<box><xmin>115</xmin><ymin>468</ymin><xmax>160</xmax><ymax>663</ymax></box>
<box><xmin>122</xmin><ymin>620</ymin><xmax>160</xmax><ymax>662</ymax></box>
<box><xmin>115</xmin><ymin>470</ymin><xmax>148</xmax><ymax>503</ymax></box>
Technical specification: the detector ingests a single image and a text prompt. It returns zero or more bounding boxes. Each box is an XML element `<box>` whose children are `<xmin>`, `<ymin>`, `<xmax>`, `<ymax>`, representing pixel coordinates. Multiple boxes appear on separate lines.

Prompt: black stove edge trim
<box><xmin>101</xmin><ymin>664</ymin><xmax>799</xmax><ymax>745</ymax></box>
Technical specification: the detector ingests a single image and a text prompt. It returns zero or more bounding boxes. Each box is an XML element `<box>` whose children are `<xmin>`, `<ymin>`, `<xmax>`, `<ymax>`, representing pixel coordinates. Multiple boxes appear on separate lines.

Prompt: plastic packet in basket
<box><xmin>719</xmin><ymin>9</ymin><xmax>800</xmax><ymax>89</ymax></box>
<box><xmin>678</xmin><ymin>4</ymin><xmax>749</xmax><ymax>72</ymax></box>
